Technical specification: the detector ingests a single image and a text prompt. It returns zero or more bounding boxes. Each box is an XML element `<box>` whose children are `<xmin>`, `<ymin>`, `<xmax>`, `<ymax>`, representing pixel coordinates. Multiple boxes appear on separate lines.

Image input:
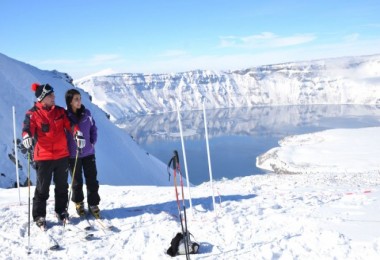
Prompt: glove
<box><xmin>22</xmin><ymin>134</ymin><xmax>33</xmax><ymax>149</ymax></box>
<box><xmin>75</xmin><ymin>131</ymin><xmax>86</xmax><ymax>149</ymax></box>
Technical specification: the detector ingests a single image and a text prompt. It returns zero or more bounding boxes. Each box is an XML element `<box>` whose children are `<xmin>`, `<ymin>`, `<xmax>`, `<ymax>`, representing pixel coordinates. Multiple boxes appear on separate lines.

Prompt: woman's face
<box><xmin>71</xmin><ymin>94</ymin><xmax>82</xmax><ymax>110</ymax></box>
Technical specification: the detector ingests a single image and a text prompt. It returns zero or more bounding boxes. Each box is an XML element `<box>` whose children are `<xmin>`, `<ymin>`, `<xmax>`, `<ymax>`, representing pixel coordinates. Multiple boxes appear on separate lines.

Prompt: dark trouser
<box><xmin>69</xmin><ymin>154</ymin><xmax>100</xmax><ymax>206</ymax></box>
<box><xmin>32</xmin><ymin>157</ymin><xmax>69</xmax><ymax>221</ymax></box>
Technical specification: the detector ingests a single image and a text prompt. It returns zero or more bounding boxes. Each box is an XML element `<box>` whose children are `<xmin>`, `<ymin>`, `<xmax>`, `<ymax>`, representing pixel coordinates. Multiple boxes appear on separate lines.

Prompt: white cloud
<box><xmin>29</xmin><ymin>37</ymin><xmax>380</xmax><ymax>79</ymax></box>
<box><xmin>37</xmin><ymin>54</ymin><xmax>124</xmax><ymax>67</ymax></box>
<box><xmin>157</xmin><ymin>49</ymin><xmax>187</xmax><ymax>58</ymax></box>
<box><xmin>343</xmin><ymin>33</ymin><xmax>360</xmax><ymax>42</ymax></box>
<box><xmin>89</xmin><ymin>54</ymin><xmax>124</xmax><ymax>65</ymax></box>
<box><xmin>37</xmin><ymin>58</ymin><xmax>81</xmax><ymax>65</ymax></box>
<box><xmin>365</xmin><ymin>23</ymin><xmax>380</xmax><ymax>28</ymax></box>
<box><xmin>122</xmin><ymin>37</ymin><xmax>380</xmax><ymax>75</ymax></box>
<box><xmin>219</xmin><ymin>32</ymin><xmax>316</xmax><ymax>49</ymax></box>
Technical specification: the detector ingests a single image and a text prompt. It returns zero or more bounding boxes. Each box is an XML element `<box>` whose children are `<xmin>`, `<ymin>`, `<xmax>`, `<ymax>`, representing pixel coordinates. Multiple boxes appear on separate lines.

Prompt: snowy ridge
<box><xmin>74</xmin><ymin>54</ymin><xmax>380</xmax><ymax>122</ymax></box>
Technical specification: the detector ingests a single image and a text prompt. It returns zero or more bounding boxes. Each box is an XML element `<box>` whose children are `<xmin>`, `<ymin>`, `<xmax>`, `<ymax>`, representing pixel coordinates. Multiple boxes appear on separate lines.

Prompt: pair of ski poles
<box><xmin>26</xmin><ymin>147</ymin><xmax>80</xmax><ymax>253</ymax></box>
<box><xmin>169</xmin><ymin>150</ymin><xmax>191</xmax><ymax>260</ymax></box>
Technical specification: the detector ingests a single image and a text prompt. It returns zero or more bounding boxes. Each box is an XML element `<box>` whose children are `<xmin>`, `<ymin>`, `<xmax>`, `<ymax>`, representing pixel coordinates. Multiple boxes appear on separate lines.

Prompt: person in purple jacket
<box><xmin>65</xmin><ymin>89</ymin><xmax>101</xmax><ymax>218</ymax></box>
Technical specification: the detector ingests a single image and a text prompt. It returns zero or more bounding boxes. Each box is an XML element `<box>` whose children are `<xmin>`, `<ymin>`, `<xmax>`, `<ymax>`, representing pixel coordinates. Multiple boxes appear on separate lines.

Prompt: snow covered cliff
<box><xmin>74</xmin><ymin>54</ymin><xmax>380</xmax><ymax>123</ymax></box>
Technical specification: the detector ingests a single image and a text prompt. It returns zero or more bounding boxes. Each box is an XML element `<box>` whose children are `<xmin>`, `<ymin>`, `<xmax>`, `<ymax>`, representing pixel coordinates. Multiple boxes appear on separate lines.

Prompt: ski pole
<box><xmin>177</xmin><ymin>155</ymin><xmax>190</xmax><ymax>259</ymax></box>
<box><xmin>172</xmin><ymin>151</ymin><xmax>190</xmax><ymax>259</ymax></box>
<box><xmin>66</xmin><ymin>148</ymin><xmax>80</xmax><ymax>219</ymax></box>
<box><xmin>177</xmin><ymin>162</ymin><xmax>186</xmax><ymax>207</ymax></box>
<box><xmin>183</xmin><ymin>205</ymin><xmax>190</xmax><ymax>259</ymax></box>
<box><xmin>27</xmin><ymin>151</ymin><xmax>31</xmax><ymax>255</ymax></box>
<box><xmin>172</xmin><ymin>150</ymin><xmax>182</xmax><ymax>215</ymax></box>
<box><xmin>172</xmin><ymin>154</ymin><xmax>181</xmax><ymax>215</ymax></box>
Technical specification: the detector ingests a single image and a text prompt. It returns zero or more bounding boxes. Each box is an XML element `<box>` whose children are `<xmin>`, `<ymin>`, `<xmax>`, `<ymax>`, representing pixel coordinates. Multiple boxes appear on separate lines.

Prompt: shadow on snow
<box><xmin>102</xmin><ymin>193</ymin><xmax>257</xmax><ymax>220</ymax></box>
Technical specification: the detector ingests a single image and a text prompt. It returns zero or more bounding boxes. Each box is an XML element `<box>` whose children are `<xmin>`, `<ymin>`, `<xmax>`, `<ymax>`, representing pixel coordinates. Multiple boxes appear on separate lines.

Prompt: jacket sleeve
<box><xmin>89</xmin><ymin>110</ymin><xmax>97</xmax><ymax>144</ymax></box>
<box><xmin>22</xmin><ymin>110</ymin><xmax>36</xmax><ymax>138</ymax></box>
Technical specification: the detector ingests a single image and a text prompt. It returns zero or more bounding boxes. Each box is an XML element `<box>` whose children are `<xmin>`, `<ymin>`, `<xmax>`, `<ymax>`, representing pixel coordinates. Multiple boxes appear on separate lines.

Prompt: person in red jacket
<box><xmin>22</xmin><ymin>83</ymin><xmax>85</xmax><ymax>229</ymax></box>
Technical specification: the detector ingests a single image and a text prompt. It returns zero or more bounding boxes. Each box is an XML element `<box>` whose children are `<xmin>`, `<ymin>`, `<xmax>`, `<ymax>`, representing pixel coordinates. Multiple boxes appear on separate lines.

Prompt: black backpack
<box><xmin>167</xmin><ymin>232</ymin><xmax>200</xmax><ymax>257</ymax></box>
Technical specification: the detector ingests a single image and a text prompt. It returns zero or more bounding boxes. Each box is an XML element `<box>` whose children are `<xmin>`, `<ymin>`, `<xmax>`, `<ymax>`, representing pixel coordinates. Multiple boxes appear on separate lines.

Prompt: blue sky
<box><xmin>1</xmin><ymin>0</ymin><xmax>380</xmax><ymax>79</ymax></box>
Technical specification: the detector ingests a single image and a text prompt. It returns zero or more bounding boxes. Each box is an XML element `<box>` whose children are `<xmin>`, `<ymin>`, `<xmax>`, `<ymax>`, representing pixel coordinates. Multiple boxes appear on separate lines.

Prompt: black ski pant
<box><xmin>69</xmin><ymin>154</ymin><xmax>100</xmax><ymax>206</ymax></box>
<box><xmin>32</xmin><ymin>157</ymin><xmax>69</xmax><ymax>221</ymax></box>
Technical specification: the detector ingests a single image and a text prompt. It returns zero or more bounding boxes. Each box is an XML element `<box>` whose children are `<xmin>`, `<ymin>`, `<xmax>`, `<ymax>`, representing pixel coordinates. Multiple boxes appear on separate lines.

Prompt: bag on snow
<box><xmin>166</xmin><ymin>232</ymin><xmax>200</xmax><ymax>257</ymax></box>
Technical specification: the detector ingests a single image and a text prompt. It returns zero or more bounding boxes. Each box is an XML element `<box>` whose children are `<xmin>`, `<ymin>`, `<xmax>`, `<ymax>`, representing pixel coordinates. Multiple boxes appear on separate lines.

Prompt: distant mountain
<box><xmin>0</xmin><ymin>53</ymin><xmax>168</xmax><ymax>188</ymax></box>
<box><xmin>74</xmin><ymin>54</ymin><xmax>380</xmax><ymax>124</ymax></box>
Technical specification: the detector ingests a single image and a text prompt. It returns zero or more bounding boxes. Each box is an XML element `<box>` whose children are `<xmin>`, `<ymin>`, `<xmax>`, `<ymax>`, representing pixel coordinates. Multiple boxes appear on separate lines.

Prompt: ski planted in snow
<box><xmin>78</xmin><ymin>214</ymin><xmax>93</xmax><ymax>231</ymax></box>
<box><xmin>61</xmin><ymin>215</ymin><xmax>95</xmax><ymax>241</ymax></box>
<box><xmin>88</xmin><ymin>211</ymin><xmax>117</xmax><ymax>232</ymax></box>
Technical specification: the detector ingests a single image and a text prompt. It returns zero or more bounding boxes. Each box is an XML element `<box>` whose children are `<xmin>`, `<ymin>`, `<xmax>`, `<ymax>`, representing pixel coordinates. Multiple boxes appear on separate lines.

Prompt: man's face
<box><xmin>41</xmin><ymin>92</ymin><xmax>55</xmax><ymax>107</ymax></box>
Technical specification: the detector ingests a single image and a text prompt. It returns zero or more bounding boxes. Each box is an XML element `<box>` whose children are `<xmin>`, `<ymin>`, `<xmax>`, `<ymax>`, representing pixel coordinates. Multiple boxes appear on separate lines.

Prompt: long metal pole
<box><xmin>27</xmin><ymin>151</ymin><xmax>31</xmax><ymax>254</ymax></box>
<box><xmin>176</xmin><ymin>104</ymin><xmax>193</xmax><ymax>212</ymax></box>
<box><xmin>12</xmin><ymin>106</ymin><xmax>21</xmax><ymax>204</ymax></box>
<box><xmin>67</xmin><ymin>148</ymin><xmax>80</xmax><ymax>213</ymax></box>
<box><xmin>202</xmin><ymin>100</ymin><xmax>216</xmax><ymax>211</ymax></box>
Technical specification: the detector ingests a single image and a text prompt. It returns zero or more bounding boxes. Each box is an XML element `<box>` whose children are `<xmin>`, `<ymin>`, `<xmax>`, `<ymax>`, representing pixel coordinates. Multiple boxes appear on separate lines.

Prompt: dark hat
<box><xmin>31</xmin><ymin>83</ymin><xmax>54</xmax><ymax>102</ymax></box>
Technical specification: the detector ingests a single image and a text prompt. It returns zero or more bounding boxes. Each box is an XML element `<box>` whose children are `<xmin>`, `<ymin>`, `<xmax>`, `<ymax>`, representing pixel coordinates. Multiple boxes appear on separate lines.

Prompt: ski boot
<box><xmin>75</xmin><ymin>202</ymin><xmax>85</xmax><ymax>216</ymax></box>
<box><xmin>56</xmin><ymin>211</ymin><xmax>69</xmax><ymax>225</ymax></box>
<box><xmin>89</xmin><ymin>205</ymin><xmax>101</xmax><ymax>219</ymax></box>
<box><xmin>35</xmin><ymin>217</ymin><xmax>47</xmax><ymax>231</ymax></box>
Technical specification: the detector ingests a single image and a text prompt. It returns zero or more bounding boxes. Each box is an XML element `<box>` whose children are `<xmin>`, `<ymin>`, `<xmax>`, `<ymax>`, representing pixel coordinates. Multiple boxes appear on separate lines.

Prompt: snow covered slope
<box><xmin>256</xmin><ymin>127</ymin><xmax>380</xmax><ymax>175</ymax></box>
<box><xmin>2</xmin><ymin>169</ymin><xmax>380</xmax><ymax>259</ymax></box>
<box><xmin>74</xmin><ymin>54</ymin><xmax>380</xmax><ymax>123</ymax></box>
<box><xmin>0</xmin><ymin>53</ymin><xmax>168</xmax><ymax>188</ymax></box>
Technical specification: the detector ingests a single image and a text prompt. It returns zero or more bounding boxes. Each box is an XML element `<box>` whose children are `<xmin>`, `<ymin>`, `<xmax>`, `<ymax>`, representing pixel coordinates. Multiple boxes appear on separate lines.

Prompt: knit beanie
<box><xmin>31</xmin><ymin>83</ymin><xmax>54</xmax><ymax>102</ymax></box>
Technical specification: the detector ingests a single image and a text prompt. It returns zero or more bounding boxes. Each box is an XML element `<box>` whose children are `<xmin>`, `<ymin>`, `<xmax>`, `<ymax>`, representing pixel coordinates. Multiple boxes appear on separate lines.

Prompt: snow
<box><xmin>257</xmin><ymin>127</ymin><xmax>380</xmax><ymax>175</ymax></box>
<box><xmin>1</xmin><ymin>52</ymin><xmax>380</xmax><ymax>258</ymax></box>
<box><xmin>1</xmin><ymin>127</ymin><xmax>380</xmax><ymax>259</ymax></box>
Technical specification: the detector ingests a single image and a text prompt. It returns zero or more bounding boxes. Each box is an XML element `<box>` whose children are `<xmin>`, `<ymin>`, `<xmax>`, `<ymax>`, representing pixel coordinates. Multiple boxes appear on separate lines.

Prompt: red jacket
<box><xmin>22</xmin><ymin>102</ymin><xmax>78</xmax><ymax>161</ymax></box>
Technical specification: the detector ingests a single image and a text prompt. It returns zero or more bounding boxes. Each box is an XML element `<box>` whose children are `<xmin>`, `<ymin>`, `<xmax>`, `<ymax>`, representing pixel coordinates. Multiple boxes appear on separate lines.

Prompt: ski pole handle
<box><xmin>173</xmin><ymin>150</ymin><xmax>179</xmax><ymax>168</ymax></box>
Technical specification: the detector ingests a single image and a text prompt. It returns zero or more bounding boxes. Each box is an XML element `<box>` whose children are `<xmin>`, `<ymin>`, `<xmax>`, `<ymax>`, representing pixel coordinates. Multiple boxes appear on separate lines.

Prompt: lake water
<box><xmin>121</xmin><ymin>105</ymin><xmax>380</xmax><ymax>185</ymax></box>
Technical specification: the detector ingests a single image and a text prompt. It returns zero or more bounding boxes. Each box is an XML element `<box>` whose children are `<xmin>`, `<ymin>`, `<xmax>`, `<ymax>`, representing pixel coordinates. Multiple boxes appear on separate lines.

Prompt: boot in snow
<box><xmin>35</xmin><ymin>217</ymin><xmax>47</xmax><ymax>230</ymax></box>
<box><xmin>89</xmin><ymin>205</ymin><xmax>100</xmax><ymax>219</ymax></box>
<box><xmin>75</xmin><ymin>202</ymin><xmax>85</xmax><ymax>216</ymax></box>
<box><xmin>56</xmin><ymin>211</ymin><xmax>69</xmax><ymax>223</ymax></box>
